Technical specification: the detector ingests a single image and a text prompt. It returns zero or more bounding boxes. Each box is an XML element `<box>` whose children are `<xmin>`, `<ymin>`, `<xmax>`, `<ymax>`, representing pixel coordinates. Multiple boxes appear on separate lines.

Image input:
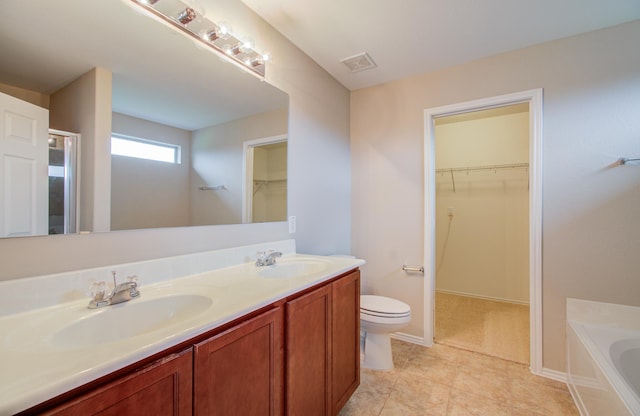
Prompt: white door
<box><xmin>0</xmin><ymin>92</ymin><xmax>49</xmax><ymax>237</ymax></box>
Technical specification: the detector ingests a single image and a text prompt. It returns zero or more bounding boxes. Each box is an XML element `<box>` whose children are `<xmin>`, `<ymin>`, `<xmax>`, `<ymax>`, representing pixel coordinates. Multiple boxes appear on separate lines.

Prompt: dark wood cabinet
<box><xmin>27</xmin><ymin>268</ymin><xmax>360</xmax><ymax>416</ymax></box>
<box><xmin>286</xmin><ymin>270</ymin><xmax>360</xmax><ymax>416</ymax></box>
<box><xmin>331</xmin><ymin>270</ymin><xmax>360</xmax><ymax>414</ymax></box>
<box><xmin>42</xmin><ymin>348</ymin><xmax>192</xmax><ymax>416</ymax></box>
<box><xmin>286</xmin><ymin>284</ymin><xmax>332</xmax><ymax>415</ymax></box>
<box><xmin>194</xmin><ymin>307</ymin><xmax>284</xmax><ymax>416</ymax></box>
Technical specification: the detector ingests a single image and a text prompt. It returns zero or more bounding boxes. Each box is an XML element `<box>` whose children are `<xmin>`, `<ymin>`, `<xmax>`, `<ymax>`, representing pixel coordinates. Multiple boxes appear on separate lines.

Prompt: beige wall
<box><xmin>351</xmin><ymin>20</ymin><xmax>640</xmax><ymax>372</ymax></box>
<box><xmin>190</xmin><ymin>108</ymin><xmax>287</xmax><ymax>225</ymax></box>
<box><xmin>0</xmin><ymin>82</ymin><xmax>49</xmax><ymax>109</ymax></box>
<box><xmin>111</xmin><ymin>113</ymin><xmax>192</xmax><ymax>230</ymax></box>
<box><xmin>0</xmin><ymin>0</ymin><xmax>350</xmax><ymax>280</ymax></box>
<box><xmin>434</xmin><ymin>109</ymin><xmax>529</xmax><ymax>303</ymax></box>
<box><xmin>50</xmin><ymin>68</ymin><xmax>112</xmax><ymax>233</ymax></box>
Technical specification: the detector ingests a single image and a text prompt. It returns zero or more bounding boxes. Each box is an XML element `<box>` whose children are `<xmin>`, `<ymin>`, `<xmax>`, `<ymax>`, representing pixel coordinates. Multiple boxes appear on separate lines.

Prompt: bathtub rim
<box><xmin>568</xmin><ymin>320</ymin><xmax>640</xmax><ymax>415</ymax></box>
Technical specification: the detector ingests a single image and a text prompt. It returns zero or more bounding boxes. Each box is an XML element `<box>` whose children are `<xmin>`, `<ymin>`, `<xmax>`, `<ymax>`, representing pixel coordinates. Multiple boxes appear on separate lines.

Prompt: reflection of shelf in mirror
<box><xmin>253</xmin><ymin>179</ymin><xmax>287</xmax><ymax>196</ymax></box>
<box><xmin>198</xmin><ymin>185</ymin><xmax>226</xmax><ymax>191</ymax></box>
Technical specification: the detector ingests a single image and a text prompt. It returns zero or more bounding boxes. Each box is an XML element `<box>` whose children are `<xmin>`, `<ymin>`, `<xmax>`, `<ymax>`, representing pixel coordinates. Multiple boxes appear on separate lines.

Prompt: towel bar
<box><xmin>402</xmin><ymin>265</ymin><xmax>424</xmax><ymax>274</ymax></box>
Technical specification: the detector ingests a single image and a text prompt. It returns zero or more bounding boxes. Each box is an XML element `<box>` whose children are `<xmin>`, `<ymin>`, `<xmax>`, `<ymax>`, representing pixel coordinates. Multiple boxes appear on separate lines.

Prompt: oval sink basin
<box><xmin>51</xmin><ymin>294</ymin><xmax>213</xmax><ymax>348</ymax></box>
<box><xmin>258</xmin><ymin>260</ymin><xmax>328</xmax><ymax>278</ymax></box>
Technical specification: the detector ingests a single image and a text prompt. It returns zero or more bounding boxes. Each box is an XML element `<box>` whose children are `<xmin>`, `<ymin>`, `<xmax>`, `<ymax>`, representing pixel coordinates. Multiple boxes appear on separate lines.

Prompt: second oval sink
<box><xmin>51</xmin><ymin>294</ymin><xmax>213</xmax><ymax>348</ymax></box>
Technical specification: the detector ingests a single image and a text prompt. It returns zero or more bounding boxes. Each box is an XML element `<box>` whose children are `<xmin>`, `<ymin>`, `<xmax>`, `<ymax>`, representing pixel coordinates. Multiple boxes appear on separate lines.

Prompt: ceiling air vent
<box><xmin>340</xmin><ymin>52</ymin><xmax>377</xmax><ymax>73</ymax></box>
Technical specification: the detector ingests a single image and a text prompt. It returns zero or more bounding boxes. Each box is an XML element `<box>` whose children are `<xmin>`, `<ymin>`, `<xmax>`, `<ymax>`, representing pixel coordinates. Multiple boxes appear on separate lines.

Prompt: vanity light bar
<box><xmin>130</xmin><ymin>0</ymin><xmax>269</xmax><ymax>77</ymax></box>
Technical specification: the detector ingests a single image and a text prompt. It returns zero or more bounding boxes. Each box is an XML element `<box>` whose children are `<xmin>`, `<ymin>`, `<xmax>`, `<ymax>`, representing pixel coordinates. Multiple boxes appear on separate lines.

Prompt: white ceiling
<box><xmin>241</xmin><ymin>0</ymin><xmax>640</xmax><ymax>91</ymax></box>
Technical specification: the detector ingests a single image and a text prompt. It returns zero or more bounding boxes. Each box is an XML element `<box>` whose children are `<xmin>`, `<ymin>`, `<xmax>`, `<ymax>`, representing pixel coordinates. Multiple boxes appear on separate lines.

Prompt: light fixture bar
<box><xmin>130</xmin><ymin>0</ymin><xmax>268</xmax><ymax>77</ymax></box>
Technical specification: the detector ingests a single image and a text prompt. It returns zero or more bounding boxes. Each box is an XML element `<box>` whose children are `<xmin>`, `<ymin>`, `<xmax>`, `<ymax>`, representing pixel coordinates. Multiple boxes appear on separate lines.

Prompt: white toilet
<box><xmin>360</xmin><ymin>295</ymin><xmax>411</xmax><ymax>370</ymax></box>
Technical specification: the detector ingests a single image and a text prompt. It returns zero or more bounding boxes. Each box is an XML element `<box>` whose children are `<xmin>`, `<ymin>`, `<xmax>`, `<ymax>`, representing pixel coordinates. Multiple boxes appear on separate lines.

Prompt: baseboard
<box><xmin>539</xmin><ymin>367</ymin><xmax>567</xmax><ymax>383</ymax></box>
<box><xmin>436</xmin><ymin>289</ymin><xmax>529</xmax><ymax>306</ymax></box>
<box><xmin>390</xmin><ymin>332</ymin><xmax>567</xmax><ymax>386</ymax></box>
<box><xmin>390</xmin><ymin>332</ymin><xmax>430</xmax><ymax>347</ymax></box>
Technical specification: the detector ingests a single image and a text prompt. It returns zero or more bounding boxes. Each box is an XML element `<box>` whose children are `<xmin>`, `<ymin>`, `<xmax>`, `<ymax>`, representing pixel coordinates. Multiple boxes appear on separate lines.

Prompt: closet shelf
<box><xmin>253</xmin><ymin>179</ymin><xmax>287</xmax><ymax>183</ymax></box>
<box><xmin>436</xmin><ymin>162</ymin><xmax>529</xmax><ymax>193</ymax></box>
<box><xmin>253</xmin><ymin>179</ymin><xmax>287</xmax><ymax>196</ymax></box>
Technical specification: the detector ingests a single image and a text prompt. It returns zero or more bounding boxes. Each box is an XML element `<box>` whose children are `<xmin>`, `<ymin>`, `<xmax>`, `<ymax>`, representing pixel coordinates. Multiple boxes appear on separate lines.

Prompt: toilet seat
<box><xmin>361</xmin><ymin>309</ymin><xmax>411</xmax><ymax>318</ymax></box>
<box><xmin>360</xmin><ymin>295</ymin><xmax>411</xmax><ymax>318</ymax></box>
<box><xmin>359</xmin><ymin>295</ymin><xmax>412</xmax><ymax>370</ymax></box>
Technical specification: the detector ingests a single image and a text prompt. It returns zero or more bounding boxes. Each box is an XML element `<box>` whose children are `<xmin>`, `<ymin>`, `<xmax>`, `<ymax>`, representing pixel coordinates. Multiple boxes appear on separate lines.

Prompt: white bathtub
<box><xmin>567</xmin><ymin>298</ymin><xmax>640</xmax><ymax>415</ymax></box>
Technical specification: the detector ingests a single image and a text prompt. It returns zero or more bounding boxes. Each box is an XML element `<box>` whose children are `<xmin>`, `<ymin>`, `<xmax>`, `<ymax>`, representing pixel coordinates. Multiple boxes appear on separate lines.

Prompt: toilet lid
<box><xmin>361</xmin><ymin>295</ymin><xmax>411</xmax><ymax>317</ymax></box>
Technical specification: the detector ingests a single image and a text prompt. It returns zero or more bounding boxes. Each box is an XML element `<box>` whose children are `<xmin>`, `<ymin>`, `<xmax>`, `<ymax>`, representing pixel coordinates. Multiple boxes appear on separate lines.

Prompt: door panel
<box><xmin>286</xmin><ymin>285</ymin><xmax>332</xmax><ymax>416</ymax></box>
<box><xmin>194</xmin><ymin>307</ymin><xmax>284</xmax><ymax>416</ymax></box>
<box><xmin>331</xmin><ymin>271</ymin><xmax>360</xmax><ymax>414</ymax></box>
<box><xmin>0</xmin><ymin>92</ymin><xmax>49</xmax><ymax>237</ymax></box>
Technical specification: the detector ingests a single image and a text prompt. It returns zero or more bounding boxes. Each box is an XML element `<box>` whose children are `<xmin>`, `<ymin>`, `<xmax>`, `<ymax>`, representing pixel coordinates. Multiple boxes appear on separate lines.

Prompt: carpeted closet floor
<box><xmin>435</xmin><ymin>292</ymin><xmax>529</xmax><ymax>364</ymax></box>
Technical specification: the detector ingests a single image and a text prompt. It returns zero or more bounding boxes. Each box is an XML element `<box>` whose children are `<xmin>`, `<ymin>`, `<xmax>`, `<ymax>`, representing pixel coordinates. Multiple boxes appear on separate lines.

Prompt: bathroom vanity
<box><xmin>0</xmin><ymin>241</ymin><xmax>363</xmax><ymax>416</ymax></box>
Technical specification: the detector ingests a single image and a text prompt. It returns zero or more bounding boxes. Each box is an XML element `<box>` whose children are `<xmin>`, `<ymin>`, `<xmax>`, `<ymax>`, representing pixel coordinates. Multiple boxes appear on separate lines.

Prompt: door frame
<box><xmin>423</xmin><ymin>89</ymin><xmax>543</xmax><ymax>374</ymax></box>
<box><xmin>242</xmin><ymin>134</ymin><xmax>287</xmax><ymax>223</ymax></box>
<box><xmin>49</xmin><ymin>129</ymin><xmax>81</xmax><ymax>235</ymax></box>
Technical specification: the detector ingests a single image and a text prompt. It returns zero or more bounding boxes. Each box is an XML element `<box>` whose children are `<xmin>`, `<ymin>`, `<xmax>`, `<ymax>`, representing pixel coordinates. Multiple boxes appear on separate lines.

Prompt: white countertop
<box><xmin>0</xmin><ymin>253</ymin><xmax>364</xmax><ymax>415</ymax></box>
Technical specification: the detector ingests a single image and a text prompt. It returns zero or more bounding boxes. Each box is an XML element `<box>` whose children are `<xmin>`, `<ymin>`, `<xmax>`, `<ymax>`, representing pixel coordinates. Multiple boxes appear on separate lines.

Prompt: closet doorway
<box><xmin>242</xmin><ymin>134</ymin><xmax>287</xmax><ymax>223</ymax></box>
<box><xmin>423</xmin><ymin>90</ymin><xmax>543</xmax><ymax>373</ymax></box>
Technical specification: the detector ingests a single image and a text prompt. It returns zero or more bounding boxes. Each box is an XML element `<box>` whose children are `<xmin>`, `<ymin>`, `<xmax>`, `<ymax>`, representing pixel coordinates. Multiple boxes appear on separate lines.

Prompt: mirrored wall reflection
<box><xmin>112</xmin><ymin>107</ymin><xmax>288</xmax><ymax>231</ymax></box>
<box><xmin>0</xmin><ymin>0</ymin><xmax>289</xmax><ymax>238</ymax></box>
<box><xmin>250</xmin><ymin>141</ymin><xmax>287</xmax><ymax>223</ymax></box>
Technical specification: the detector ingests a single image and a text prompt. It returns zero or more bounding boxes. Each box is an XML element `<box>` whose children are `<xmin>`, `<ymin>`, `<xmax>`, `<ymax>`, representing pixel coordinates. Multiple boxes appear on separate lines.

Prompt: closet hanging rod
<box><xmin>436</xmin><ymin>162</ymin><xmax>529</xmax><ymax>174</ymax></box>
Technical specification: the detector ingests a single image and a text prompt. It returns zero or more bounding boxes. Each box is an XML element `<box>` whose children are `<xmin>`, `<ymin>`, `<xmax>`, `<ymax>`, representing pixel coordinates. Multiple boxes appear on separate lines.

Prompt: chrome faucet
<box><xmin>255</xmin><ymin>250</ymin><xmax>282</xmax><ymax>267</ymax></box>
<box><xmin>89</xmin><ymin>271</ymin><xmax>140</xmax><ymax>309</ymax></box>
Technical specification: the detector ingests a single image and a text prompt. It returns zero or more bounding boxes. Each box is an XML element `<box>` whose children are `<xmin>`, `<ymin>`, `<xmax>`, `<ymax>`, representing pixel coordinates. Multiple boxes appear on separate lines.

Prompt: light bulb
<box><xmin>240</xmin><ymin>38</ymin><xmax>254</xmax><ymax>53</ymax></box>
<box><xmin>218</xmin><ymin>22</ymin><xmax>232</xmax><ymax>40</ymax></box>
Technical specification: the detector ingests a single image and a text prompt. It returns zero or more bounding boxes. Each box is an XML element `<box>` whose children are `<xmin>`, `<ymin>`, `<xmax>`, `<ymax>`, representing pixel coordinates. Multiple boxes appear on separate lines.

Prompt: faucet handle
<box><xmin>90</xmin><ymin>281</ymin><xmax>106</xmax><ymax>301</ymax></box>
<box><xmin>126</xmin><ymin>275</ymin><xmax>141</xmax><ymax>298</ymax></box>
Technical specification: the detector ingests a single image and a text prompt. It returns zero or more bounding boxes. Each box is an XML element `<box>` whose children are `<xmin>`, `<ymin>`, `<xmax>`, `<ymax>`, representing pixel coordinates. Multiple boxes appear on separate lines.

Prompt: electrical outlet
<box><xmin>288</xmin><ymin>216</ymin><xmax>296</xmax><ymax>233</ymax></box>
<box><xmin>447</xmin><ymin>207</ymin><xmax>455</xmax><ymax>217</ymax></box>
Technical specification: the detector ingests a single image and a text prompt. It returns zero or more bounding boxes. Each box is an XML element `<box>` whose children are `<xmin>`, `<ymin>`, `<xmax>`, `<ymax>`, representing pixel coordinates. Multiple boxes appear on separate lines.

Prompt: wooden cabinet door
<box><xmin>286</xmin><ymin>284</ymin><xmax>332</xmax><ymax>416</ymax></box>
<box><xmin>43</xmin><ymin>349</ymin><xmax>193</xmax><ymax>416</ymax></box>
<box><xmin>194</xmin><ymin>307</ymin><xmax>284</xmax><ymax>416</ymax></box>
<box><xmin>331</xmin><ymin>270</ymin><xmax>360</xmax><ymax>415</ymax></box>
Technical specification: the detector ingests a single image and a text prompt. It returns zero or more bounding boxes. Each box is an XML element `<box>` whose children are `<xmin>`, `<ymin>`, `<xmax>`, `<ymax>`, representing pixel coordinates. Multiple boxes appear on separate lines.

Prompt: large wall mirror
<box><xmin>0</xmin><ymin>0</ymin><xmax>289</xmax><ymax>238</ymax></box>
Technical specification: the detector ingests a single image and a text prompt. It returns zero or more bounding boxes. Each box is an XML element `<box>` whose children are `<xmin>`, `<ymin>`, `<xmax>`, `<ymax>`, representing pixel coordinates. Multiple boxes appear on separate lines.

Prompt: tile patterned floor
<box><xmin>339</xmin><ymin>340</ymin><xmax>579</xmax><ymax>416</ymax></box>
